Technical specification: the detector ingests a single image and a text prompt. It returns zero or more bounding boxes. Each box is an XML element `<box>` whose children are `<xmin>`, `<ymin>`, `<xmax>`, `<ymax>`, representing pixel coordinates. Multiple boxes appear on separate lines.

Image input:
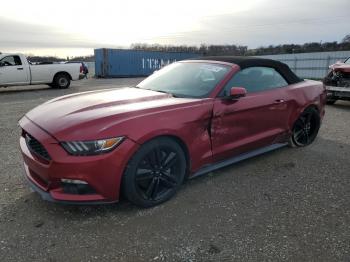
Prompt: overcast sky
<box><xmin>0</xmin><ymin>0</ymin><xmax>349</xmax><ymax>57</ymax></box>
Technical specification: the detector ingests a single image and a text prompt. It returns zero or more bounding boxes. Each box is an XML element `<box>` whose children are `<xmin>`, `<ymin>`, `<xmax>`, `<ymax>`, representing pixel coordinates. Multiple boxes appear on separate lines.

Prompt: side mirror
<box><xmin>229</xmin><ymin>87</ymin><xmax>247</xmax><ymax>99</ymax></box>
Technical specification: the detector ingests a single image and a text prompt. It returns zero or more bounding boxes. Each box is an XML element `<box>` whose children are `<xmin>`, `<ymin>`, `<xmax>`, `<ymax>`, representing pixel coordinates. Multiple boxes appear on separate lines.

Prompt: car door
<box><xmin>211</xmin><ymin>66</ymin><xmax>291</xmax><ymax>162</ymax></box>
<box><xmin>0</xmin><ymin>55</ymin><xmax>28</xmax><ymax>85</ymax></box>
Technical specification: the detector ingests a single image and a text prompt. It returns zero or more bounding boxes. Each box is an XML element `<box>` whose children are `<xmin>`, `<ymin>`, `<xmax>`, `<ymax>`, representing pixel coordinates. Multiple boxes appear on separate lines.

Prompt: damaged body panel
<box><xmin>324</xmin><ymin>57</ymin><xmax>350</xmax><ymax>104</ymax></box>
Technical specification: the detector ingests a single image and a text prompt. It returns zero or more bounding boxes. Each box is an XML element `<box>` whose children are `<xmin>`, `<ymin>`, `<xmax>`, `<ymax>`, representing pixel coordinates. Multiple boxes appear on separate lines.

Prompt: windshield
<box><xmin>345</xmin><ymin>57</ymin><xmax>350</xmax><ymax>64</ymax></box>
<box><xmin>137</xmin><ymin>62</ymin><xmax>231</xmax><ymax>98</ymax></box>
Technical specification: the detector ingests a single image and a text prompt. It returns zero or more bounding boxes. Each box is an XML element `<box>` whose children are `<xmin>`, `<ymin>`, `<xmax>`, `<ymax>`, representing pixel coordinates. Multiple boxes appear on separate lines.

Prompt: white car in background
<box><xmin>0</xmin><ymin>53</ymin><xmax>82</xmax><ymax>89</ymax></box>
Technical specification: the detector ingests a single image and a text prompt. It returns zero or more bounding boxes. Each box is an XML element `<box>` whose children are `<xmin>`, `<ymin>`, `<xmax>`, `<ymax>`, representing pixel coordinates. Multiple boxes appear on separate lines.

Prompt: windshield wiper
<box><xmin>154</xmin><ymin>90</ymin><xmax>172</xmax><ymax>95</ymax></box>
<box><xmin>134</xmin><ymin>87</ymin><xmax>184</xmax><ymax>98</ymax></box>
<box><xmin>156</xmin><ymin>91</ymin><xmax>187</xmax><ymax>98</ymax></box>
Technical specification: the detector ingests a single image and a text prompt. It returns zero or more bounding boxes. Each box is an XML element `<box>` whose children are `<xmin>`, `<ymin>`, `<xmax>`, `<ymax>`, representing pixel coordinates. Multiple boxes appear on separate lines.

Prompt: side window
<box><xmin>0</xmin><ymin>56</ymin><xmax>22</xmax><ymax>66</ymax></box>
<box><xmin>221</xmin><ymin>67</ymin><xmax>288</xmax><ymax>95</ymax></box>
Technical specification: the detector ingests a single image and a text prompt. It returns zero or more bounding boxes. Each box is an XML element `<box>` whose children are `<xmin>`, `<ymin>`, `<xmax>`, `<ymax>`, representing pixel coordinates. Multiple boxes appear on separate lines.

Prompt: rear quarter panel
<box><xmin>284</xmin><ymin>79</ymin><xmax>326</xmax><ymax>129</ymax></box>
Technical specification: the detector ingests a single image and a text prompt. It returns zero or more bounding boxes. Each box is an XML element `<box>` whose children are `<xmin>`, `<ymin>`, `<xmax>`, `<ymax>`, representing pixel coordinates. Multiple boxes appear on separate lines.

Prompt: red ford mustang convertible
<box><xmin>19</xmin><ymin>57</ymin><xmax>326</xmax><ymax>207</ymax></box>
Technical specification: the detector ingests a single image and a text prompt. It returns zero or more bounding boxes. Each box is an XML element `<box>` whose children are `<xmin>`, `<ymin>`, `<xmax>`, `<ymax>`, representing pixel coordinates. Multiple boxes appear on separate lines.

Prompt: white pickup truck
<box><xmin>0</xmin><ymin>53</ymin><xmax>82</xmax><ymax>89</ymax></box>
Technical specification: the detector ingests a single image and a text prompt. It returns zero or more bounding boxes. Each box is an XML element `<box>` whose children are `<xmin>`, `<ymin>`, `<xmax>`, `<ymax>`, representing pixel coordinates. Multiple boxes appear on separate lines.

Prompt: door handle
<box><xmin>17</xmin><ymin>68</ymin><xmax>24</xmax><ymax>70</ymax></box>
<box><xmin>274</xmin><ymin>99</ymin><xmax>285</xmax><ymax>103</ymax></box>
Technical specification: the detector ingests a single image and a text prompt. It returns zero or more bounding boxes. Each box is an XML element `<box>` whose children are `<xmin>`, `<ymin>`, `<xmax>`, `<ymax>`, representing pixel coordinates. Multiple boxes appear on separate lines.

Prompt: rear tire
<box><xmin>53</xmin><ymin>73</ymin><xmax>70</xmax><ymax>89</ymax></box>
<box><xmin>289</xmin><ymin>107</ymin><xmax>320</xmax><ymax>147</ymax></box>
<box><xmin>122</xmin><ymin>137</ymin><xmax>186</xmax><ymax>208</ymax></box>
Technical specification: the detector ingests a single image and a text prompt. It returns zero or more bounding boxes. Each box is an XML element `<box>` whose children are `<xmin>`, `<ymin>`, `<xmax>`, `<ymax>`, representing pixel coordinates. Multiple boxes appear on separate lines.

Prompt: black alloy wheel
<box><xmin>291</xmin><ymin>107</ymin><xmax>320</xmax><ymax>147</ymax></box>
<box><xmin>122</xmin><ymin>137</ymin><xmax>186</xmax><ymax>207</ymax></box>
<box><xmin>136</xmin><ymin>148</ymin><xmax>180</xmax><ymax>201</ymax></box>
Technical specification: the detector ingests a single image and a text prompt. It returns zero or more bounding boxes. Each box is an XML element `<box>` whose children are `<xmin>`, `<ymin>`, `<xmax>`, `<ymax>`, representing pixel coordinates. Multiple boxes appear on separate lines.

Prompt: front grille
<box><xmin>25</xmin><ymin>133</ymin><xmax>51</xmax><ymax>161</ymax></box>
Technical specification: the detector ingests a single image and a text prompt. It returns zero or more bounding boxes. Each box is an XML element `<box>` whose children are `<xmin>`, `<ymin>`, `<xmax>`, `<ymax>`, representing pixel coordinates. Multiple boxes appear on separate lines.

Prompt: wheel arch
<box><xmin>53</xmin><ymin>71</ymin><xmax>72</xmax><ymax>81</ymax></box>
<box><xmin>120</xmin><ymin>134</ymin><xmax>191</xmax><ymax>205</ymax></box>
<box><xmin>289</xmin><ymin>103</ymin><xmax>321</xmax><ymax>147</ymax></box>
<box><xmin>289</xmin><ymin>103</ymin><xmax>320</xmax><ymax>131</ymax></box>
<box><xmin>303</xmin><ymin>104</ymin><xmax>319</xmax><ymax>114</ymax></box>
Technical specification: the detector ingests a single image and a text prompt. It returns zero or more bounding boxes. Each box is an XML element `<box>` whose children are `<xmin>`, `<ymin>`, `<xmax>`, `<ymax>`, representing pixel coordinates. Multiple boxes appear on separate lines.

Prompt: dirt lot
<box><xmin>0</xmin><ymin>79</ymin><xmax>349</xmax><ymax>261</ymax></box>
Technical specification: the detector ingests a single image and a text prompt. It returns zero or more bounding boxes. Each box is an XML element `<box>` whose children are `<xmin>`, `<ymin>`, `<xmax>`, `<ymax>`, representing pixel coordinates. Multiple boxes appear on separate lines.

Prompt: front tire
<box><xmin>54</xmin><ymin>73</ymin><xmax>70</xmax><ymax>89</ymax></box>
<box><xmin>122</xmin><ymin>137</ymin><xmax>186</xmax><ymax>208</ymax></box>
<box><xmin>289</xmin><ymin>107</ymin><xmax>320</xmax><ymax>147</ymax></box>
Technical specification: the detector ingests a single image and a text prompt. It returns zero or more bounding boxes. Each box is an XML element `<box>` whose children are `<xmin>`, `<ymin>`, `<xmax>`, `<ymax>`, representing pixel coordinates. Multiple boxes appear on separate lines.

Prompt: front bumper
<box><xmin>326</xmin><ymin>86</ymin><xmax>350</xmax><ymax>99</ymax></box>
<box><xmin>19</xmin><ymin>116</ymin><xmax>139</xmax><ymax>204</ymax></box>
<box><xmin>23</xmin><ymin>166</ymin><xmax>116</xmax><ymax>205</ymax></box>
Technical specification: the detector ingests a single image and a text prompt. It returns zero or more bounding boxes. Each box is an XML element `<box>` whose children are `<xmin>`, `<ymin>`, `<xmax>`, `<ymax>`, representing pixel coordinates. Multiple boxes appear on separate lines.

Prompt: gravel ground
<box><xmin>0</xmin><ymin>79</ymin><xmax>349</xmax><ymax>262</ymax></box>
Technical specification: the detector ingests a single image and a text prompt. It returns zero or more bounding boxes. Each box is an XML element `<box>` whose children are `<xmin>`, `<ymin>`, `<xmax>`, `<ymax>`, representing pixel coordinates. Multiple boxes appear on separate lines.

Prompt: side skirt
<box><xmin>190</xmin><ymin>143</ymin><xmax>288</xmax><ymax>179</ymax></box>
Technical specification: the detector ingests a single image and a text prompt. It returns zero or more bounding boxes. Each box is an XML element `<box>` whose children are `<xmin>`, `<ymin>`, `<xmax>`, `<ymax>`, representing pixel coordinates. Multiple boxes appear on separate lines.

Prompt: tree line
<box><xmin>131</xmin><ymin>34</ymin><xmax>350</xmax><ymax>56</ymax></box>
<box><xmin>26</xmin><ymin>55</ymin><xmax>95</xmax><ymax>63</ymax></box>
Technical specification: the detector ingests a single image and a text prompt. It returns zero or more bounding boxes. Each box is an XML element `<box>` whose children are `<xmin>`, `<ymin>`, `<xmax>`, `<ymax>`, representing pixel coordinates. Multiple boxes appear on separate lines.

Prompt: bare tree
<box><xmin>342</xmin><ymin>34</ymin><xmax>350</xmax><ymax>43</ymax></box>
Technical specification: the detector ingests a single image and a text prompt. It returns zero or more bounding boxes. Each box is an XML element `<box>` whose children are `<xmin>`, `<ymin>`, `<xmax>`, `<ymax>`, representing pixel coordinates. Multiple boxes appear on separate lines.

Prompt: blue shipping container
<box><xmin>94</xmin><ymin>48</ymin><xmax>200</xmax><ymax>77</ymax></box>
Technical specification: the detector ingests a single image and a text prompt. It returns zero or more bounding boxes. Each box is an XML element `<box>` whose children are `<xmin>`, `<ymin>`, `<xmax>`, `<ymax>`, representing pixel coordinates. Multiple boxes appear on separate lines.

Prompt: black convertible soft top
<box><xmin>192</xmin><ymin>56</ymin><xmax>302</xmax><ymax>84</ymax></box>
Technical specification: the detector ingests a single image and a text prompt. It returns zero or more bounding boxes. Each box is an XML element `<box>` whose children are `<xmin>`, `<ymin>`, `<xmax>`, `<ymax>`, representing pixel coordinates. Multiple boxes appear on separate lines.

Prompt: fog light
<box><xmin>61</xmin><ymin>179</ymin><xmax>87</xmax><ymax>184</ymax></box>
<box><xmin>60</xmin><ymin>179</ymin><xmax>96</xmax><ymax>195</ymax></box>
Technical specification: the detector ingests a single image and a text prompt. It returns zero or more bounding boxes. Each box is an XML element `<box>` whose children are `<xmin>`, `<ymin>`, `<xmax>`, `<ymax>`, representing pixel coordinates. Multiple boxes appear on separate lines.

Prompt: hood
<box><xmin>329</xmin><ymin>62</ymin><xmax>350</xmax><ymax>73</ymax></box>
<box><xmin>25</xmin><ymin>87</ymin><xmax>198</xmax><ymax>140</ymax></box>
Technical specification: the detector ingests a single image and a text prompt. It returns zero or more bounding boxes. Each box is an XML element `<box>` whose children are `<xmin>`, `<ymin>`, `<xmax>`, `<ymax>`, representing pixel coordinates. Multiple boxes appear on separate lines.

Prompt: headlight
<box><xmin>61</xmin><ymin>137</ymin><xmax>124</xmax><ymax>156</ymax></box>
